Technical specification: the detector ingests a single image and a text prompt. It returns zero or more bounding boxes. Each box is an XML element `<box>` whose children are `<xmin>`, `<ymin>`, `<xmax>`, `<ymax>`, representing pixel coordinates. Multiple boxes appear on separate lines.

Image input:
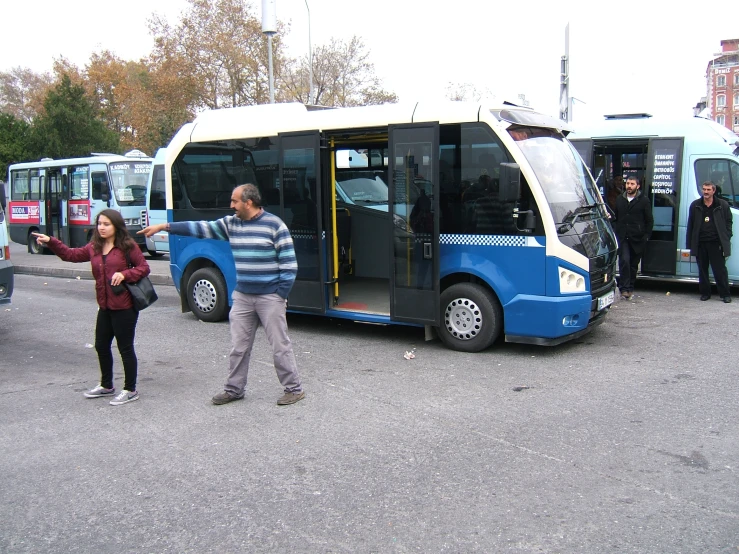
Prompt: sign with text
<box><xmin>8</xmin><ymin>201</ymin><xmax>41</xmax><ymax>224</ymax></box>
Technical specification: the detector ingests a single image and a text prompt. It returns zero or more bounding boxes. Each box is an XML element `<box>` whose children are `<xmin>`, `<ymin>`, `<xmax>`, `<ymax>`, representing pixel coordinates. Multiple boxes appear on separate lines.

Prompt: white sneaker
<box><xmin>84</xmin><ymin>385</ymin><xmax>115</xmax><ymax>398</ymax></box>
<box><xmin>110</xmin><ymin>390</ymin><xmax>139</xmax><ymax>406</ymax></box>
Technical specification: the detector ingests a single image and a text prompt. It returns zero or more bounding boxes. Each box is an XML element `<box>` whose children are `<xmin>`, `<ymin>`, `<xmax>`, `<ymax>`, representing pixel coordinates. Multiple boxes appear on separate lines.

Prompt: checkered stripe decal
<box><xmin>440</xmin><ymin>234</ymin><xmax>526</xmax><ymax>247</ymax></box>
<box><xmin>291</xmin><ymin>232</ymin><xmax>317</xmax><ymax>240</ymax></box>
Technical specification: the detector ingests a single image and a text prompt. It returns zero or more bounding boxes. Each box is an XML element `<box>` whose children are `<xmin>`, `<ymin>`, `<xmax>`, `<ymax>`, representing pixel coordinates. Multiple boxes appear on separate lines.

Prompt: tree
<box><xmin>282</xmin><ymin>36</ymin><xmax>397</xmax><ymax>107</ymax></box>
<box><xmin>149</xmin><ymin>0</ymin><xmax>288</xmax><ymax>110</ymax></box>
<box><xmin>0</xmin><ymin>67</ymin><xmax>53</xmax><ymax>122</ymax></box>
<box><xmin>30</xmin><ymin>74</ymin><xmax>120</xmax><ymax>158</ymax></box>
<box><xmin>0</xmin><ymin>112</ymin><xmax>33</xmax><ymax>178</ymax></box>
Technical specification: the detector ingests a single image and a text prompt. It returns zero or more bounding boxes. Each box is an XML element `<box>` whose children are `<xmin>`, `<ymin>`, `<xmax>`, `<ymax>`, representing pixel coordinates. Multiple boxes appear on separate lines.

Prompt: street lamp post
<box><xmin>262</xmin><ymin>0</ymin><xmax>277</xmax><ymax>104</ymax></box>
<box><xmin>305</xmin><ymin>0</ymin><xmax>313</xmax><ymax>105</ymax></box>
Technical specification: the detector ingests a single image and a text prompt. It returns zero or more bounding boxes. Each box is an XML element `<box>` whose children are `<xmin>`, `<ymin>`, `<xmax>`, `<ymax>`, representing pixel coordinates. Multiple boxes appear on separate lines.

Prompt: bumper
<box><xmin>503</xmin><ymin>283</ymin><xmax>615</xmax><ymax>346</ymax></box>
<box><xmin>0</xmin><ymin>260</ymin><xmax>14</xmax><ymax>305</ymax></box>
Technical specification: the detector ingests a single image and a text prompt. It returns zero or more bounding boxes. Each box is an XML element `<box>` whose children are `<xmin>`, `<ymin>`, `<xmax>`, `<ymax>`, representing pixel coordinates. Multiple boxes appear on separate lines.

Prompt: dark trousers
<box><xmin>95</xmin><ymin>308</ymin><xmax>139</xmax><ymax>391</ymax></box>
<box><xmin>618</xmin><ymin>240</ymin><xmax>642</xmax><ymax>292</ymax></box>
<box><xmin>697</xmin><ymin>241</ymin><xmax>731</xmax><ymax>298</ymax></box>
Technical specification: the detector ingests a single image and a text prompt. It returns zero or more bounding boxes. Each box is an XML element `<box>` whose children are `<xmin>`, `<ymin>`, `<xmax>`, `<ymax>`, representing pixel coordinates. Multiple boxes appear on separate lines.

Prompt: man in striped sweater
<box><xmin>140</xmin><ymin>184</ymin><xmax>305</xmax><ymax>406</ymax></box>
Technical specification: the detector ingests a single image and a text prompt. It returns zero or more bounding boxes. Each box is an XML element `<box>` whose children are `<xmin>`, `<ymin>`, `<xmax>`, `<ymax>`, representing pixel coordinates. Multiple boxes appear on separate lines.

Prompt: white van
<box><xmin>571</xmin><ymin>113</ymin><xmax>739</xmax><ymax>283</ymax></box>
<box><xmin>144</xmin><ymin>147</ymin><xmax>169</xmax><ymax>256</ymax></box>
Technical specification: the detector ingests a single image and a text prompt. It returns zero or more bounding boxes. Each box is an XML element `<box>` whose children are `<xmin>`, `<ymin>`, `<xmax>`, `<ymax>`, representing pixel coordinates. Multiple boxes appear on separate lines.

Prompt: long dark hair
<box><xmin>90</xmin><ymin>209</ymin><xmax>136</xmax><ymax>254</ymax></box>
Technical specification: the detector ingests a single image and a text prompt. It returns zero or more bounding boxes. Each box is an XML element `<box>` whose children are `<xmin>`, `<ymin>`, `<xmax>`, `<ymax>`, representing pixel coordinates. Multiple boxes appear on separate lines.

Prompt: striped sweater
<box><xmin>169</xmin><ymin>211</ymin><xmax>298</xmax><ymax>299</ymax></box>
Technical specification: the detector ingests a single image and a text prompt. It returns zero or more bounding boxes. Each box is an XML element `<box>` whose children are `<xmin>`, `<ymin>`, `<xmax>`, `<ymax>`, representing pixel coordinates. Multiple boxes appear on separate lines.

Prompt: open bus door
<box><xmin>642</xmin><ymin>137</ymin><xmax>684</xmax><ymax>275</ymax></box>
<box><xmin>42</xmin><ymin>169</ymin><xmax>68</xmax><ymax>244</ymax></box>
<box><xmin>279</xmin><ymin>131</ymin><xmax>326</xmax><ymax>313</ymax></box>
<box><xmin>388</xmin><ymin>123</ymin><xmax>440</xmax><ymax>325</ymax></box>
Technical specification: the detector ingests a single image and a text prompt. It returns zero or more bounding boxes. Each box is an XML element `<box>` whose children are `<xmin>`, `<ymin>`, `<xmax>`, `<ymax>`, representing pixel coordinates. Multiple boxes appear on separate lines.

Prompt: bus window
<box><xmin>694</xmin><ymin>159</ymin><xmax>737</xmax><ymax>207</ymax></box>
<box><xmin>10</xmin><ymin>170</ymin><xmax>29</xmax><ymax>200</ymax></box>
<box><xmin>149</xmin><ymin>165</ymin><xmax>166</xmax><ymax>210</ymax></box>
<box><xmin>29</xmin><ymin>170</ymin><xmax>41</xmax><ymax>200</ymax></box>
<box><xmin>438</xmin><ymin>123</ymin><xmax>531</xmax><ymax>235</ymax></box>
<box><xmin>92</xmin><ymin>172</ymin><xmax>110</xmax><ymax>201</ymax></box>
<box><xmin>70</xmin><ymin>167</ymin><xmax>89</xmax><ymax>200</ymax></box>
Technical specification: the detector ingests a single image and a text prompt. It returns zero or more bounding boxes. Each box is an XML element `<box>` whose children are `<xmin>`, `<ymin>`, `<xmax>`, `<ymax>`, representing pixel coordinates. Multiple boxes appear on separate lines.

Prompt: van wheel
<box><xmin>438</xmin><ymin>283</ymin><xmax>502</xmax><ymax>352</ymax></box>
<box><xmin>28</xmin><ymin>230</ymin><xmax>42</xmax><ymax>254</ymax></box>
<box><xmin>186</xmin><ymin>267</ymin><xmax>229</xmax><ymax>322</ymax></box>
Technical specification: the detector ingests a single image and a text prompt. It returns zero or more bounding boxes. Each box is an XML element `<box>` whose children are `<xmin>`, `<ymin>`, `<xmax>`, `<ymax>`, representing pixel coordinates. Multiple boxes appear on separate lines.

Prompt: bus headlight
<box><xmin>559</xmin><ymin>266</ymin><xmax>586</xmax><ymax>293</ymax></box>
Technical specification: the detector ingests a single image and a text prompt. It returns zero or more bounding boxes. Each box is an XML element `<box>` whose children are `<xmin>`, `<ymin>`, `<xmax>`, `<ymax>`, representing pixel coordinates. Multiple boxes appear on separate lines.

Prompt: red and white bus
<box><xmin>6</xmin><ymin>151</ymin><xmax>152</xmax><ymax>253</ymax></box>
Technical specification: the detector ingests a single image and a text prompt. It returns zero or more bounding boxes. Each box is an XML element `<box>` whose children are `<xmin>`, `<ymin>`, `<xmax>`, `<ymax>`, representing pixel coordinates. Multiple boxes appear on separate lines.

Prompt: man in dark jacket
<box><xmin>686</xmin><ymin>181</ymin><xmax>733</xmax><ymax>303</ymax></box>
<box><xmin>614</xmin><ymin>177</ymin><xmax>654</xmax><ymax>299</ymax></box>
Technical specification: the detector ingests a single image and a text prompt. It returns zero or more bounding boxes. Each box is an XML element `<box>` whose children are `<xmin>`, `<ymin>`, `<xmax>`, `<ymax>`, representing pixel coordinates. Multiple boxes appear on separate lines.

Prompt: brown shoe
<box><xmin>211</xmin><ymin>391</ymin><xmax>244</xmax><ymax>405</ymax></box>
<box><xmin>277</xmin><ymin>391</ymin><xmax>306</xmax><ymax>405</ymax></box>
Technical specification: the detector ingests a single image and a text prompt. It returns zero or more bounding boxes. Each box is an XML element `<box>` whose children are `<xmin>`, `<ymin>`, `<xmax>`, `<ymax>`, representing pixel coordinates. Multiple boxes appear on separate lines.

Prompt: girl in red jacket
<box><xmin>33</xmin><ymin>209</ymin><xmax>151</xmax><ymax>405</ymax></box>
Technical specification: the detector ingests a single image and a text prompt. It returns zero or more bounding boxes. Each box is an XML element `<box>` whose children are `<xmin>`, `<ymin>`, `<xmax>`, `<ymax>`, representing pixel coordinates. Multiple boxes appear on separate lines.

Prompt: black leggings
<box><xmin>95</xmin><ymin>308</ymin><xmax>139</xmax><ymax>391</ymax></box>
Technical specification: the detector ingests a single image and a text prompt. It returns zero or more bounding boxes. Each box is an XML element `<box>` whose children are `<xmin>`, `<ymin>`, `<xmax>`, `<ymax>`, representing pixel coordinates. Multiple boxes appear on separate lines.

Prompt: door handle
<box><xmin>423</xmin><ymin>242</ymin><xmax>432</xmax><ymax>259</ymax></box>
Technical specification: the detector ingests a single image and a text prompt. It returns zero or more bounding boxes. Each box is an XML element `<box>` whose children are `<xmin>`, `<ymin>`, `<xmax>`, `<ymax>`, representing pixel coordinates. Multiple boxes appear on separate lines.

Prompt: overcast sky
<box><xmin>2</xmin><ymin>0</ymin><xmax>737</xmax><ymax>124</ymax></box>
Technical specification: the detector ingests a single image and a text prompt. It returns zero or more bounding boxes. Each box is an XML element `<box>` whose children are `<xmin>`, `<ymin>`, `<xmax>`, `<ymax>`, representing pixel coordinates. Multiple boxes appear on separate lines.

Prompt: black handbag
<box><xmin>124</xmin><ymin>251</ymin><xmax>158</xmax><ymax>310</ymax></box>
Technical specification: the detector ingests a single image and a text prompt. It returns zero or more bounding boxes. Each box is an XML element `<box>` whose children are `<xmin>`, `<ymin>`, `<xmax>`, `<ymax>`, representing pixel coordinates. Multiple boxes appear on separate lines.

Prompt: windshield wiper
<box><xmin>556</xmin><ymin>203</ymin><xmax>599</xmax><ymax>234</ymax></box>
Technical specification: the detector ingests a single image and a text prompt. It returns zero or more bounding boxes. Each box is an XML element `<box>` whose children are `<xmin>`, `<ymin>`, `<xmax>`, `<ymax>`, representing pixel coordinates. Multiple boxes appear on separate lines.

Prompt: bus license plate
<box><xmin>598</xmin><ymin>290</ymin><xmax>615</xmax><ymax>310</ymax></box>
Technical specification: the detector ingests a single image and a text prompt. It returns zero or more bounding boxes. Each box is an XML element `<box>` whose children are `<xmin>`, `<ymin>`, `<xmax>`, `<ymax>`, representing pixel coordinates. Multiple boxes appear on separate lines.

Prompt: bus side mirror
<box><xmin>0</xmin><ymin>185</ymin><xmax>6</xmax><ymax>209</ymax></box>
<box><xmin>101</xmin><ymin>193</ymin><xmax>110</xmax><ymax>204</ymax></box>
<box><xmin>499</xmin><ymin>163</ymin><xmax>521</xmax><ymax>202</ymax></box>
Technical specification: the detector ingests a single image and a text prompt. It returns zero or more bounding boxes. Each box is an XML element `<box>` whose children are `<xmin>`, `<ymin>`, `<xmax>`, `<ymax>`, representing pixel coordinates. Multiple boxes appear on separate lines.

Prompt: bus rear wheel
<box><xmin>28</xmin><ymin>231</ymin><xmax>42</xmax><ymax>254</ymax></box>
<box><xmin>438</xmin><ymin>283</ymin><xmax>502</xmax><ymax>353</ymax></box>
<box><xmin>186</xmin><ymin>267</ymin><xmax>229</xmax><ymax>322</ymax></box>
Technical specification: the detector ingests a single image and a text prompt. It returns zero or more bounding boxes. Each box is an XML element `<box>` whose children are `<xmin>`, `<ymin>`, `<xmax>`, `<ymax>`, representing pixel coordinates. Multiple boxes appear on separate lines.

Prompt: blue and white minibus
<box><xmin>7</xmin><ymin>151</ymin><xmax>152</xmax><ymax>253</ymax></box>
<box><xmin>144</xmin><ymin>147</ymin><xmax>169</xmax><ymax>256</ymax></box>
<box><xmin>163</xmin><ymin>101</ymin><xmax>618</xmax><ymax>352</ymax></box>
<box><xmin>571</xmin><ymin>113</ymin><xmax>739</xmax><ymax>283</ymax></box>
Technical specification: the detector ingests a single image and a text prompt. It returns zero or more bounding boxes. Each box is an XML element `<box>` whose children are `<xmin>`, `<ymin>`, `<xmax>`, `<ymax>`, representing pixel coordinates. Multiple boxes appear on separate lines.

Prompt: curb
<box><xmin>13</xmin><ymin>265</ymin><xmax>175</xmax><ymax>287</ymax></box>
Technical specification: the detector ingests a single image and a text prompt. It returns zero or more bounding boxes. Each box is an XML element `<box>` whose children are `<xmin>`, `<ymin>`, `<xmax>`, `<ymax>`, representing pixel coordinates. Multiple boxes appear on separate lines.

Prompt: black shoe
<box><xmin>211</xmin><ymin>391</ymin><xmax>244</xmax><ymax>405</ymax></box>
<box><xmin>723</xmin><ymin>297</ymin><xmax>732</xmax><ymax>304</ymax></box>
<box><xmin>700</xmin><ymin>295</ymin><xmax>711</xmax><ymax>301</ymax></box>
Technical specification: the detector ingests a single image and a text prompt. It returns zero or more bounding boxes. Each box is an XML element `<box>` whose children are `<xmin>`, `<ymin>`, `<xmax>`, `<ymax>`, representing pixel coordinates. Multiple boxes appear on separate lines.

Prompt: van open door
<box><xmin>642</xmin><ymin>137</ymin><xmax>684</xmax><ymax>275</ymax></box>
<box><xmin>388</xmin><ymin>123</ymin><xmax>440</xmax><ymax>325</ymax></box>
<box><xmin>279</xmin><ymin>131</ymin><xmax>326</xmax><ymax>313</ymax></box>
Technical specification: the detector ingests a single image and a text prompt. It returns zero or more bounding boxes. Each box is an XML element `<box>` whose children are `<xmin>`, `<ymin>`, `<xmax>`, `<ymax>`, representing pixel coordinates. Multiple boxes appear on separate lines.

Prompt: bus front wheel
<box><xmin>186</xmin><ymin>267</ymin><xmax>229</xmax><ymax>322</ymax></box>
<box><xmin>438</xmin><ymin>283</ymin><xmax>502</xmax><ymax>353</ymax></box>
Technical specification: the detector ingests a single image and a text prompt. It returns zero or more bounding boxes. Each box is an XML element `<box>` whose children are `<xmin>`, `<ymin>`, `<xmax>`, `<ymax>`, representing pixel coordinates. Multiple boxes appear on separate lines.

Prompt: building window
<box><xmin>734</xmin><ymin>93</ymin><xmax>739</xmax><ymax>106</ymax></box>
<box><xmin>735</xmin><ymin>73</ymin><xmax>739</xmax><ymax>86</ymax></box>
<box><xmin>717</xmin><ymin>75</ymin><xmax>726</xmax><ymax>87</ymax></box>
<box><xmin>717</xmin><ymin>114</ymin><xmax>725</xmax><ymax>126</ymax></box>
<box><xmin>717</xmin><ymin>95</ymin><xmax>726</xmax><ymax>107</ymax></box>
<box><xmin>734</xmin><ymin>115</ymin><xmax>739</xmax><ymax>127</ymax></box>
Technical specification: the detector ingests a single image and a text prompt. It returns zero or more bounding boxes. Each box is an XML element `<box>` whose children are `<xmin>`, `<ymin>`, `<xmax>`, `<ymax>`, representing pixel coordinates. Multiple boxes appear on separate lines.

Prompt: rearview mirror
<box><xmin>499</xmin><ymin>163</ymin><xmax>521</xmax><ymax>203</ymax></box>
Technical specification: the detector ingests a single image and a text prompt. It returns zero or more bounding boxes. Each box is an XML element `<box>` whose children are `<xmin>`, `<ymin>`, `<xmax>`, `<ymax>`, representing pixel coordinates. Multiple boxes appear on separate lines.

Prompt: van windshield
<box><xmin>509</xmin><ymin>126</ymin><xmax>601</xmax><ymax>224</ymax></box>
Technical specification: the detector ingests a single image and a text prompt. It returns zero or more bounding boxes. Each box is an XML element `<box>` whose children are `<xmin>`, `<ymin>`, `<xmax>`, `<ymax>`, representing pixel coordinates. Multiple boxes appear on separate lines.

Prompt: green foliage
<box><xmin>30</xmin><ymin>74</ymin><xmax>120</xmax><ymax>158</ymax></box>
<box><xmin>0</xmin><ymin>112</ymin><xmax>33</xmax><ymax>178</ymax></box>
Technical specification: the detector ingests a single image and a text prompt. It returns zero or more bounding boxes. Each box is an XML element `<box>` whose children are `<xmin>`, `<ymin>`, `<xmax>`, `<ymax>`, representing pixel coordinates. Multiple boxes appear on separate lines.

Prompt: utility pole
<box><xmin>305</xmin><ymin>0</ymin><xmax>314</xmax><ymax>104</ymax></box>
<box><xmin>559</xmin><ymin>23</ymin><xmax>570</xmax><ymax>122</ymax></box>
<box><xmin>262</xmin><ymin>0</ymin><xmax>277</xmax><ymax>104</ymax></box>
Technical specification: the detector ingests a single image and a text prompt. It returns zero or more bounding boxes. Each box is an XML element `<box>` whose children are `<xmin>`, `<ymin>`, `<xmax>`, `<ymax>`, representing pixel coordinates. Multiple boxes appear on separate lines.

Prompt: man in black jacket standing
<box><xmin>614</xmin><ymin>176</ymin><xmax>654</xmax><ymax>299</ymax></box>
<box><xmin>686</xmin><ymin>181</ymin><xmax>733</xmax><ymax>303</ymax></box>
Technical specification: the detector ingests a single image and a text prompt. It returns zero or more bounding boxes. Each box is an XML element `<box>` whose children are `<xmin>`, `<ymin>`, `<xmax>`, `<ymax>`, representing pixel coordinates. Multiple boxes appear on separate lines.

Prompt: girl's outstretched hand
<box><xmin>31</xmin><ymin>232</ymin><xmax>50</xmax><ymax>245</ymax></box>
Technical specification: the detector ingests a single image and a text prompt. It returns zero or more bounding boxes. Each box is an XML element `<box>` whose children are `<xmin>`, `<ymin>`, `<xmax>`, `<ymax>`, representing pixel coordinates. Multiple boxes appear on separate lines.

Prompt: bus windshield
<box><xmin>109</xmin><ymin>162</ymin><xmax>152</xmax><ymax>206</ymax></box>
<box><xmin>509</xmin><ymin>126</ymin><xmax>601</xmax><ymax>224</ymax></box>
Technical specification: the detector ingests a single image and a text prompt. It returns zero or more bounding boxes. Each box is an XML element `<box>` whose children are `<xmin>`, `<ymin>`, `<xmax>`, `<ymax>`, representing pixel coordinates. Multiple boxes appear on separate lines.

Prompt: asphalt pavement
<box><xmin>8</xmin><ymin>241</ymin><xmax>174</xmax><ymax>286</ymax></box>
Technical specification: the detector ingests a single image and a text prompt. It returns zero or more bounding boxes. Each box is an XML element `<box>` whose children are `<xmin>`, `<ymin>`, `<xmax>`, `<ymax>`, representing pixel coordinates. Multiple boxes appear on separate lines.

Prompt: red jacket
<box><xmin>47</xmin><ymin>237</ymin><xmax>151</xmax><ymax>310</ymax></box>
